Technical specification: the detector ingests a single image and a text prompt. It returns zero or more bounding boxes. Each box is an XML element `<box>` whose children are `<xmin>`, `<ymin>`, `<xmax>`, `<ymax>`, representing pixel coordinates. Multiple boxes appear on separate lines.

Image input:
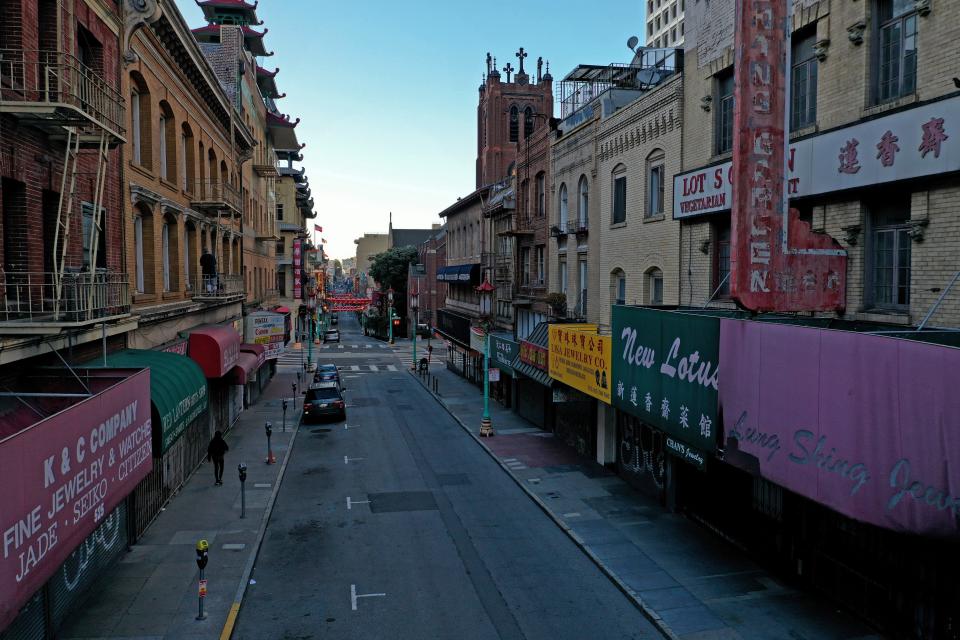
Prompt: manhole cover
<box><xmin>368</xmin><ymin>491</ymin><xmax>437</xmax><ymax>513</ymax></box>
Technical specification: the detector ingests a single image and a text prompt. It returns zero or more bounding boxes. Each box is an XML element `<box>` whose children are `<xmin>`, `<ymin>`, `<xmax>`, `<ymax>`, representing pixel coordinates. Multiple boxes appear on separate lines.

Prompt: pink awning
<box><xmin>188</xmin><ymin>326</ymin><xmax>241</xmax><ymax>378</ymax></box>
<box><xmin>229</xmin><ymin>352</ymin><xmax>260</xmax><ymax>385</ymax></box>
<box><xmin>240</xmin><ymin>343</ymin><xmax>267</xmax><ymax>369</ymax></box>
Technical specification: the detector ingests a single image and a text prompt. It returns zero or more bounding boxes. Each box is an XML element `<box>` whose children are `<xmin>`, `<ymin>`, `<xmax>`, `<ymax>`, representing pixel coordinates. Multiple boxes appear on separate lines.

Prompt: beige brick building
<box><xmin>123</xmin><ymin>3</ymin><xmax>254</xmax><ymax>350</ymax></box>
<box><xmin>678</xmin><ymin>0</ymin><xmax>960</xmax><ymax>327</ymax></box>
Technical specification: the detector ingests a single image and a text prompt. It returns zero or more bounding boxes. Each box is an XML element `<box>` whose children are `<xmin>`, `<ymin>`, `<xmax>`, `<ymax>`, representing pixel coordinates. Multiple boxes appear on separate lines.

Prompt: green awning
<box><xmin>95</xmin><ymin>350</ymin><xmax>208</xmax><ymax>454</ymax></box>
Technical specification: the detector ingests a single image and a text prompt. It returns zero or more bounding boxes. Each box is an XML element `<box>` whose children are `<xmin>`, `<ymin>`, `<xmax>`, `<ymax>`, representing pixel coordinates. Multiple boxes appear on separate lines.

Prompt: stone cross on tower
<box><xmin>516</xmin><ymin>47</ymin><xmax>528</xmax><ymax>74</ymax></box>
<box><xmin>486</xmin><ymin>52</ymin><xmax>492</xmax><ymax>75</ymax></box>
<box><xmin>503</xmin><ymin>62</ymin><xmax>514</xmax><ymax>82</ymax></box>
<box><xmin>537</xmin><ymin>56</ymin><xmax>543</xmax><ymax>82</ymax></box>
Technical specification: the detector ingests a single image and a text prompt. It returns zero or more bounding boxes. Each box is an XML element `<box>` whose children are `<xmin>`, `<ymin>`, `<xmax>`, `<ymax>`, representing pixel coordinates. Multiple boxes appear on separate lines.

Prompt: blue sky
<box><xmin>175</xmin><ymin>0</ymin><xmax>646</xmax><ymax>260</ymax></box>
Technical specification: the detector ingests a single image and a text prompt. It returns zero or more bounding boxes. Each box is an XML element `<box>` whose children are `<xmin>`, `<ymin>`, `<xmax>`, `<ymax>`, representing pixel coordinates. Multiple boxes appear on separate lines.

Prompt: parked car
<box><xmin>324</xmin><ymin>329</ymin><xmax>340</xmax><ymax>343</ymax></box>
<box><xmin>302</xmin><ymin>381</ymin><xmax>346</xmax><ymax>422</ymax></box>
<box><xmin>313</xmin><ymin>364</ymin><xmax>344</xmax><ymax>390</ymax></box>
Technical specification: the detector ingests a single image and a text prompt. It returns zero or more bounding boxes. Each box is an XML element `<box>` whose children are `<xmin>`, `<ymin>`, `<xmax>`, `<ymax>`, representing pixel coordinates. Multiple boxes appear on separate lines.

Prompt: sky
<box><xmin>175</xmin><ymin>0</ymin><xmax>646</xmax><ymax>260</ymax></box>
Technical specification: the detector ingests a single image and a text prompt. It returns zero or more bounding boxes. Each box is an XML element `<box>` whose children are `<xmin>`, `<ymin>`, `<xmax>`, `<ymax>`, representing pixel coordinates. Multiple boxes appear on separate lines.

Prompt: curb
<box><xmin>219</xmin><ymin>415</ymin><xmax>302</xmax><ymax>640</ymax></box>
<box><xmin>409</xmin><ymin>370</ymin><xmax>681</xmax><ymax>640</ymax></box>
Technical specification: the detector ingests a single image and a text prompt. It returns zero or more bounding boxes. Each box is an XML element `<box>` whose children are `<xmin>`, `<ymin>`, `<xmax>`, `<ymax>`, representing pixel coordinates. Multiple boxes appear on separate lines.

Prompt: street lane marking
<box><xmin>351</xmin><ymin>584</ymin><xmax>386</xmax><ymax>611</ymax></box>
<box><xmin>222</xmin><ymin>543</ymin><xmax>247</xmax><ymax>550</ymax></box>
<box><xmin>351</xmin><ymin>365</ymin><xmax>360</xmax><ymax>371</ymax></box>
<box><xmin>253</xmin><ymin>483</ymin><xmax>272</xmax><ymax>488</ymax></box>
<box><xmin>562</xmin><ymin>512</ymin><xmax>582</xmax><ymax>518</ymax></box>
<box><xmin>369</xmin><ymin>365</ymin><xmax>379</xmax><ymax>371</ymax></box>
<box><xmin>344</xmin><ymin>456</ymin><xmax>365</xmax><ymax>464</ymax></box>
<box><xmin>346</xmin><ymin>497</ymin><xmax>370</xmax><ymax>510</ymax></box>
<box><xmin>386</xmin><ymin>365</ymin><xmax>397</xmax><ymax>372</ymax></box>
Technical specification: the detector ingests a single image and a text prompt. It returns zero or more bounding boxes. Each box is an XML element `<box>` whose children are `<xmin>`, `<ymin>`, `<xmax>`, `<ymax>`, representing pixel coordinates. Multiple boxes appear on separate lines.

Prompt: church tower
<box><xmin>476</xmin><ymin>48</ymin><xmax>554</xmax><ymax>188</ymax></box>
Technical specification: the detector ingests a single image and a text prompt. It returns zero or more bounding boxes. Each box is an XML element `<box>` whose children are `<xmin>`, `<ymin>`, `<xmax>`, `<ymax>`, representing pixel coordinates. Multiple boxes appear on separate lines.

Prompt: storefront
<box><xmin>92</xmin><ymin>349</ymin><xmax>209</xmax><ymax>539</ymax></box>
<box><xmin>490</xmin><ymin>333</ymin><xmax>518</xmax><ymax>408</ymax></box>
<box><xmin>436</xmin><ymin>308</ymin><xmax>483</xmax><ymax>385</ymax></box>
<box><xmin>187</xmin><ymin>324</ymin><xmax>241</xmax><ymax>433</ymax></box>
<box><xmin>511</xmin><ymin>322</ymin><xmax>553</xmax><ymax>429</ymax></box>
<box><xmin>610</xmin><ymin>306</ymin><xmax>718</xmax><ymax>500</ymax></box>
<box><xmin>0</xmin><ymin>369</ymin><xmax>152</xmax><ymax>636</ymax></box>
<box><xmin>548</xmin><ymin>324</ymin><xmax>611</xmax><ymax>460</ymax></box>
<box><xmin>239</xmin><ymin>343</ymin><xmax>270</xmax><ymax>405</ymax></box>
<box><xmin>232</xmin><ymin>344</ymin><xmax>268</xmax><ymax>407</ymax></box>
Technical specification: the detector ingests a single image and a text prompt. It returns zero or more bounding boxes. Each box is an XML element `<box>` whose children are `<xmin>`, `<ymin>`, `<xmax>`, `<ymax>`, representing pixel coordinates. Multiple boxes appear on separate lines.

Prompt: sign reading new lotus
<box><xmin>548</xmin><ymin>324</ymin><xmax>612</xmax><ymax>404</ymax></box>
<box><xmin>611</xmin><ymin>307</ymin><xmax>720</xmax><ymax>462</ymax></box>
<box><xmin>0</xmin><ymin>371</ymin><xmax>153</xmax><ymax>631</ymax></box>
<box><xmin>720</xmin><ymin>319</ymin><xmax>960</xmax><ymax>536</ymax></box>
<box><xmin>490</xmin><ymin>334</ymin><xmax>518</xmax><ymax>374</ymax></box>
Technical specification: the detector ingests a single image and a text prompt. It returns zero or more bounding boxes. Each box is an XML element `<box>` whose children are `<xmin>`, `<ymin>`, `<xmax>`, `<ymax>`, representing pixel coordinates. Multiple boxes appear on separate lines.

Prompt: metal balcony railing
<box><xmin>0</xmin><ymin>271</ymin><xmax>130</xmax><ymax>325</ymax></box>
<box><xmin>191</xmin><ymin>274</ymin><xmax>245</xmax><ymax>300</ymax></box>
<box><xmin>567</xmin><ymin>218</ymin><xmax>589</xmax><ymax>234</ymax></box>
<box><xmin>189</xmin><ymin>180</ymin><xmax>242</xmax><ymax>213</ymax></box>
<box><xmin>0</xmin><ymin>49</ymin><xmax>125</xmax><ymax>139</ymax></box>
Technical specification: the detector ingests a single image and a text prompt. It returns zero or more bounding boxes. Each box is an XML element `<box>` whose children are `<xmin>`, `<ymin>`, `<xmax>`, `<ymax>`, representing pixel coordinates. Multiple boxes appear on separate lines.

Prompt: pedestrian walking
<box><xmin>207</xmin><ymin>430</ymin><xmax>229</xmax><ymax>485</ymax></box>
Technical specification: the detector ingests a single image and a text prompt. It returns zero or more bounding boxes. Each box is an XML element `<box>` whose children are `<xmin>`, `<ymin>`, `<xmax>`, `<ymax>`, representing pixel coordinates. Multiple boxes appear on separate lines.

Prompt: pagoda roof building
<box><xmin>192</xmin><ymin>24</ymin><xmax>272</xmax><ymax>56</ymax></box>
<box><xmin>256</xmin><ymin>66</ymin><xmax>284</xmax><ymax>99</ymax></box>
<box><xmin>195</xmin><ymin>0</ymin><xmax>262</xmax><ymax>25</ymax></box>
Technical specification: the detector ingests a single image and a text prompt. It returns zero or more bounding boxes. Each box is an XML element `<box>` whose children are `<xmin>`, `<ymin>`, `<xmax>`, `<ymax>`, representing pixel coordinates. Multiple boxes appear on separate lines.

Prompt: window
<box><xmin>134</xmin><ymin>215</ymin><xmax>145</xmax><ymax>293</ymax></box>
<box><xmin>80</xmin><ymin>203</ymin><xmax>106</xmax><ymax>268</ymax></box>
<box><xmin>646</xmin><ymin>152</ymin><xmax>664</xmax><ymax>217</ymax></box>
<box><xmin>276</xmin><ymin>203</ymin><xmax>284</xmax><ymax>220</ymax></box>
<box><xmin>276</xmin><ymin>240</ymin><xmax>285</xmax><ymax>255</ymax></box>
<box><xmin>158</xmin><ymin>115</ymin><xmax>168</xmax><ymax>180</ymax></box>
<box><xmin>76</xmin><ymin>25</ymin><xmax>103</xmax><ymax>75</ymax></box>
<box><xmin>560</xmin><ymin>260</ymin><xmax>568</xmax><ymax>294</ymax></box>
<box><xmin>535</xmin><ymin>246</ymin><xmax>544</xmax><ymax>285</ymax></box>
<box><xmin>647</xmin><ymin>268</ymin><xmax>664</xmax><ymax>305</ymax></box>
<box><xmin>791</xmin><ymin>29</ymin><xmax>818</xmax><ymax>130</ymax></box>
<box><xmin>558</xmin><ymin>183</ymin><xmax>568</xmax><ymax>226</ymax></box>
<box><xmin>715</xmin><ymin>70</ymin><xmax>735</xmax><ymax>154</ymax></box>
<box><xmin>578</xmin><ymin>260</ymin><xmax>588</xmax><ymax>316</ymax></box>
<box><xmin>509</xmin><ymin>105</ymin><xmax>519</xmax><ymax>142</ymax></box>
<box><xmin>520</xmin><ymin>247</ymin><xmax>531</xmax><ymax>285</ymax></box>
<box><xmin>161</xmin><ymin>222</ymin><xmax>171</xmax><ymax>291</ymax></box>
<box><xmin>524</xmin><ymin>107</ymin><xmax>534</xmax><ymax>139</ymax></box>
<box><xmin>131</xmin><ymin>90</ymin><xmax>141</xmax><ymax>165</ymax></box>
<box><xmin>648</xmin><ymin>23</ymin><xmax>653</xmax><ymax>37</ymax></box>
<box><xmin>876</xmin><ymin>0</ymin><xmax>917</xmax><ymax>103</ymax></box>
<box><xmin>179</xmin><ymin>131</ymin><xmax>188</xmax><ymax>190</ymax></box>
<box><xmin>536</xmin><ymin>172</ymin><xmax>545</xmax><ymax>217</ymax></box>
<box><xmin>612</xmin><ymin>166</ymin><xmax>627</xmax><ymax>224</ymax></box>
<box><xmin>184</xmin><ymin>223</ymin><xmax>193</xmax><ymax>288</ymax></box>
<box><xmin>869</xmin><ymin>197</ymin><xmax>911</xmax><ymax>308</ymax></box>
<box><xmin>612</xmin><ymin>269</ymin><xmax>626</xmax><ymax>305</ymax></box>
<box><xmin>577</xmin><ymin>175</ymin><xmax>588</xmax><ymax>226</ymax></box>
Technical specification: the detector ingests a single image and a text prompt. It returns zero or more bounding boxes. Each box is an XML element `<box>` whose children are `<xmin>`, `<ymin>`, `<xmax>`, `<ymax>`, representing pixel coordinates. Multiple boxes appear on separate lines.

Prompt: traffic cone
<box><xmin>266</xmin><ymin>449</ymin><xmax>276</xmax><ymax>464</ymax></box>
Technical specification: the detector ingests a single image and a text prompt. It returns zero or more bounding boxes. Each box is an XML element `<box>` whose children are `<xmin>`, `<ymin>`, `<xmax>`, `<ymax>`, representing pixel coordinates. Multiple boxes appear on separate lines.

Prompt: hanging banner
<box><xmin>0</xmin><ymin>371</ymin><xmax>152</xmax><ymax>631</ymax></box>
<box><xmin>729</xmin><ymin>0</ymin><xmax>846</xmax><ymax>312</ymax></box>
<box><xmin>548</xmin><ymin>324</ymin><xmax>612</xmax><ymax>404</ymax></box>
<box><xmin>293</xmin><ymin>239</ymin><xmax>302</xmax><ymax>299</ymax></box>
<box><xmin>611</xmin><ymin>307</ymin><xmax>719</xmax><ymax>458</ymax></box>
<box><xmin>720</xmin><ymin>319</ymin><xmax>960</xmax><ymax>537</ymax></box>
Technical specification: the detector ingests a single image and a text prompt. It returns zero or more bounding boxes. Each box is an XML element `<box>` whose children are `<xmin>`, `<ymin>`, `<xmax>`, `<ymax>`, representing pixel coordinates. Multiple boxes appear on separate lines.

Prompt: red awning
<box><xmin>274</xmin><ymin>306</ymin><xmax>291</xmax><ymax>313</ymax></box>
<box><xmin>240</xmin><ymin>343</ymin><xmax>267</xmax><ymax>369</ymax></box>
<box><xmin>229</xmin><ymin>352</ymin><xmax>260</xmax><ymax>385</ymax></box>
<box><xmin>188</xmin><ymin>326</ymin><xmax>241</xmax><ymax>378</ymax></box>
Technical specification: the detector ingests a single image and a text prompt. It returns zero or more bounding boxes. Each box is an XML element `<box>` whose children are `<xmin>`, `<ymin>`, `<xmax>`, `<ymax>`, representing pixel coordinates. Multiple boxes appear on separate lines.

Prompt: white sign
<box><xmin>244</xmin><ymin>312</ymin><xmax>286</xmax><ymax>359</ymax></box>
<box><xmin>674</xmin><ymin>95</ymin><xmax>960</xmax><ymax>219</ymax></box>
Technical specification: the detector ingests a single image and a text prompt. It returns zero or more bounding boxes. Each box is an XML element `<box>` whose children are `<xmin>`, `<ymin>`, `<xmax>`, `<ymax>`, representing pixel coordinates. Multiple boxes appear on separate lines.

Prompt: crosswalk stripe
<box><xmin>351</xmin><ymin>365</ymin><xmax>360</xmax><ymax>371</ymax></box>
<box><xmin>386</xmin><ymin>365</ymin><xmax>397</xmax><ymax>372</ymax></box>
<box><xmin>337</xmin><ymin>345</ymin><xmax>344</xmax><ymax>349</ymax></box>
<box><xmin>369</xmin><ymin>365</ymin><xmax>379</xmax><ymax>372</ymax></box>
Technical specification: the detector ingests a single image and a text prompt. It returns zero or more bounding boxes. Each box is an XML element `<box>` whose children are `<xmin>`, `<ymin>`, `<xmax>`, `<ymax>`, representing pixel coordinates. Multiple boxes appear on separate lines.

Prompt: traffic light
<box><xmin>392</xmin><ymin>318</ymin><xmax>401</xmax><ymax>327</ymax></box>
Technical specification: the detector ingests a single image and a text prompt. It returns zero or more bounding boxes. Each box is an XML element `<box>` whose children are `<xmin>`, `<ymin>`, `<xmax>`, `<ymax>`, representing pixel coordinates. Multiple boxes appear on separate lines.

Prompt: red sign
<box><xmin>730</xmin><ymin>0</ymin><xmax>846</xmax><ymax>312</ymax></box>
<box><xmin>293</xmin><ymin>239</ymin><xmax>302</xmax><ymax>299</ymax></box>
<box><xmin>199</xmin><ymin>578</ymin><xmax>208</xmax><ymax>598</ymax></box>
<box><xmin>158</xmin><ymin>340</ymin><xmax>188</xmax><ymax>356</ymax></box>
<box><xmin>0</xmin><ymin>371</ymin><xmax>153</xmax><ymax>630</ymax></box>
<box><xmin>519</xmin><ymin>341</ymin><xmax>548</xmax><ymax>372</ymax></box>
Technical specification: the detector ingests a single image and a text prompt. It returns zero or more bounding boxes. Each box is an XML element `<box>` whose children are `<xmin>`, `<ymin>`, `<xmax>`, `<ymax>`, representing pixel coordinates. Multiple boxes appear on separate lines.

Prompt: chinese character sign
<box><xmin>520</xmin><ymin>341</ymin><xmax>549</xmax><ymax>371</ymax></box>
<box><xmin>548</xmin><ymin>325</ymin><xmax>612</xmax><ymax>404</ymax></box>
<box><xmin>611</xmin><ymin>307</ymin><xmax>720</xmax><ymax>455</ymax></box>
<box><xmin>293</xmin><ymin>239</ymin><xmax>302</xmax><ymax>299</ymax></box>
<box><xmin>730</xmin><ymin>0</ymin><xmax>846</xmax><ymax>312</ymax></box>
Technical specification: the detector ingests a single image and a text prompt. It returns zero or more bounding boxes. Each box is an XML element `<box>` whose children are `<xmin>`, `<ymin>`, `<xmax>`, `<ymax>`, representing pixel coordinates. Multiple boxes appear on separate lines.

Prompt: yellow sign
<box><xmin>548</xmin><ymin>324</ymin><xmax>612</xmax><ymax>404</ymax></box>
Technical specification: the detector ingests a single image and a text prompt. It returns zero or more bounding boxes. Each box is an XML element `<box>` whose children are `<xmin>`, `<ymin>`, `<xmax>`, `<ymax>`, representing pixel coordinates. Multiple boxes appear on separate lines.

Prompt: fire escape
<box><xmin>0</xmin><ymin>41</ymin><xmax>128</xmax><ymax>331</ymax></box>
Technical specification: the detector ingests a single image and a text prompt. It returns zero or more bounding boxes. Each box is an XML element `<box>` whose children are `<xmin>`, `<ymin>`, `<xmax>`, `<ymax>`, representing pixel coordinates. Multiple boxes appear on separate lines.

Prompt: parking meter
<box><xmin>238</xmin><ymin>463</ymin><xmax>247</xmax><ymax>518</ymax></box>
<box><xmin>265</xmin><ymin>421</ymin><xmax>273</xmax><ymax>438</ymax></box>
<box><xmin>281</xmin><ymin>398</ymin><xmax>288</xmax><ymax>432</ymax></box>
<box><xmin>238</xmin><ymin>462</ymin><xmax>247</xmax><ymax>483</ymax></box>
<box><xmin>265</xmin><ymin>421</ymin><xmax>275</xmax><ymax>464</ymax></box>
<box><xmin>196</xmin><ymin>539</ymin><xmax>208</xmax><ymax>570</ymax></box>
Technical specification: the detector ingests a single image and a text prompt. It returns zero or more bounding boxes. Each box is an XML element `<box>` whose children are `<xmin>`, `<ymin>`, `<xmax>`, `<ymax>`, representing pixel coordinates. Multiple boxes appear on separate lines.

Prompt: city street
<box><xmin>233</xmin><ymin>315</ymin><xmax>662</xmax><ymax>639</ymax></box>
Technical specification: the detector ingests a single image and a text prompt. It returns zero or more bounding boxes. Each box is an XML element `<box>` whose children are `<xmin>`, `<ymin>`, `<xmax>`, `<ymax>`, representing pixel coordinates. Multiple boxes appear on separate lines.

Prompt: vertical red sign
<box><xmin>293</xmin><ymin>239</ymin><xmax>302</xmax><ymax>299</ymax></box>
<box><xmin>730</xmin><ymin>0</ymin><xmax>846</xmax><ymax>312</ymax></box>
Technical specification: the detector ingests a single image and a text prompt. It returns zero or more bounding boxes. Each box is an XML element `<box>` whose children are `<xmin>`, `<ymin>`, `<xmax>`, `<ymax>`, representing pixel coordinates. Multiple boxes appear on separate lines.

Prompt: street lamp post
<box><xmin>410</xmin><ymin>291</ymin><xmax>419</xmax><ymax>370</ymax></box>
<box><xmin>476</xmin><ymin>279</ymin><xmax>495</xmax><ymax>437</ymax></box>
<box><xmin>387</xmin><ymin>287</ymin><xmax>395</xmax><ymax>345</ymax></box>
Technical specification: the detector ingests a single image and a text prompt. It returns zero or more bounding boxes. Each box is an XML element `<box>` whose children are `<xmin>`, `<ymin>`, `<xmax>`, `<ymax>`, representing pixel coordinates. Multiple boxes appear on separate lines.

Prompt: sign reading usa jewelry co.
<box><xmin>0</xmin><ymin>371</ymin><xmax>153</xmax><ymax>631</ymax></box>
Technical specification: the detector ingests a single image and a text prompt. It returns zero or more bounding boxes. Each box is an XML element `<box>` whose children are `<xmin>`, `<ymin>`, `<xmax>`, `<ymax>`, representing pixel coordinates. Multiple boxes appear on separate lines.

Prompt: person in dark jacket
<box><xmin>207</xmin><ymin>431</ymin><xmax>229</xmax><ymax>485</ymax></box>
<box><xmin>199</xmin><ymin>250</ymin><xmax>217</xmax><ymax>293</ymax></box>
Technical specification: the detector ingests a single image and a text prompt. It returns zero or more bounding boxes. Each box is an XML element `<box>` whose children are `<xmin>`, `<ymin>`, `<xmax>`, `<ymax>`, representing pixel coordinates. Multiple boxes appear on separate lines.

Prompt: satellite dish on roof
<box><xmin>627</xmin><ymin>36</ymin><xmax>640</xmax><ymax>52</ymax></box>
<box><xmin>636</xmin><ymin>68</ymin><xmax>661</xmax><ymax>88</ymax></box>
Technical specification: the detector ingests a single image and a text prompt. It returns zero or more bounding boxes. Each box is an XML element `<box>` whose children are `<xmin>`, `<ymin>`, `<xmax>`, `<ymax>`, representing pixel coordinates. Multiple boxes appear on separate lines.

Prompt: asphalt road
<box><xmin>233</xmin><ymin>314</ymin><xmax>662</xmax><ymax>640</ymax></box>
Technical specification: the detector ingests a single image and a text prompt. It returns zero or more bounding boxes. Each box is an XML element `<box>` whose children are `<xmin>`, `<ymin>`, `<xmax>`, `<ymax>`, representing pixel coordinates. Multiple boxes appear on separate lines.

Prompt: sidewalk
<box><xmin>405</xmin><ymin>341</ymin><xmax>881</xmax><ymax>640</ymax></box>
<box><xmin>59</xmin><ymin>370</ymin><xmax>301</xmax><ymax>640</ymax></box>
